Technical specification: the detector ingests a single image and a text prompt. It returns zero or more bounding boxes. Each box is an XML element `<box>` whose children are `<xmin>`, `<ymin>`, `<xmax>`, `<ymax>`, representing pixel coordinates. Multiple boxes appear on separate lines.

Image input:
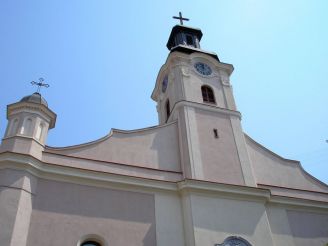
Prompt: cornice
<box><xmin>7</xmin><ymin>101</ymin><xmax>56</xmax><ymax>128</ymax></box>
<box><xmin>178</xmin><ymin>179</ymin><xmax>270</xmax><ymax>202</ymax></box>
<box><xmin>169</xmin><ymin>100</ymin><xmax>242</xmax><ymax>121</ymax></box>
<box><xmin>270</xmin><ymin>195</ymin><xmax>328</xmax><ymax>211</ymax></box>
<box><xmin>0</xmin><ymin>152</ymin><xmax>178</xmax><ymax>193</ymax></box>
<box><xmin>0</xmin><ymin>151</ymin><xmax>327</xmax><ymax>210</ymax></box>
<box><xmin>2</xmin><ymin>135</ymin><xmax>45</xmax><ymax>147</ymax></box>
<box><xmin>42</xmin><ymin>151</ymin><xmax>182</xmax><ymax>175</ymax></box>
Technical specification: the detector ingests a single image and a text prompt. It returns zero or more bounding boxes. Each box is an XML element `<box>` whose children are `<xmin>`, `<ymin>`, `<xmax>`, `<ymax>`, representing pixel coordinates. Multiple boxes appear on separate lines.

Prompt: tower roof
<box><xmin>166</xmin><ymin>25</ymin><xmax>203</xmax><ymax>50</ymax></box>
<box><xmin>20</xmin><ymin>92</ymin><xmax>48</xmax><ymax>107</ymax></box>
<box><xmin>166</xmin><ymin>24</ymin><xmax>220</xmax><ymax>61</ymax></box>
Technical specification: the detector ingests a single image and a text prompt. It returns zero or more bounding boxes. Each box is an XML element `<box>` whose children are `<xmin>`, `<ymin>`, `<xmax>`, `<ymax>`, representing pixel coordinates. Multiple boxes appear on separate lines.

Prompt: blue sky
<box><xmin>0</xmin><ymin>0</ymin><xmax>327</xmax><ymax>183</ymax></box>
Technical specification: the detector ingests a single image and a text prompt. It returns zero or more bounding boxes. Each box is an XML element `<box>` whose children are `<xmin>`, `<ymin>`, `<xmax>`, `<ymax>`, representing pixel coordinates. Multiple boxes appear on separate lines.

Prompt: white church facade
<box><xmin>0</xmin><ymin>22</ymin><xmax>328</xmax><ymax>246</ymax></box>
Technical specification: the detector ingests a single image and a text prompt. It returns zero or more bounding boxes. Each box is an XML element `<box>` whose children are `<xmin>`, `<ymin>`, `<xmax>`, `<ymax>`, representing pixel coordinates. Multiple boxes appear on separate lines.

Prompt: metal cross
<box><xmin>31</xmin><ymin>78</ymin><xmax>49</xmax><ymax>93</ymax></box>
<box><xmin>173</xmin><ymin>12</ymin><xmax>189</xmax><ymax>25</ymax></box>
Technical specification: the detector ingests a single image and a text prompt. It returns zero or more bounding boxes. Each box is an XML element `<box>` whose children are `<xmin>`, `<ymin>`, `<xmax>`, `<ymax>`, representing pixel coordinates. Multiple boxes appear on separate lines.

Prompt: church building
<box><xmin>0</xmin><ymin>17</ymin><xmax>328</xmax><ymax>246</ymax></box>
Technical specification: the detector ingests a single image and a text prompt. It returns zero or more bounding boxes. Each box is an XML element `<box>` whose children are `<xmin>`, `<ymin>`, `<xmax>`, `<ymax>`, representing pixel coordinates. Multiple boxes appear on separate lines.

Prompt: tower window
<box><xmin>165</xmin><ymin>99</ymin><xmax>170</xmax><ymax>121</ymax></box>
<box><xmin>35</xmin><ymin>123</ymin><xmax>44</xmax><ymax>141</ymax></box>
<box><xmin>201</xmin><ymin>85</ymin><xmax>215</xmax><ymax>104</ymax></box>
<box><xmin>20</xmin><ymin>118</ymin><xmax>33</xmax><ymax>135</ymax></box>
<box><xmin>185</xmin><ymin>34</ymin><xmax>194</xmax><ymax>46</ymax></box>
<box><xmin>8</xmin><ymin>118</ymin><xmax>19</xmax><ymax>136</ymax></box>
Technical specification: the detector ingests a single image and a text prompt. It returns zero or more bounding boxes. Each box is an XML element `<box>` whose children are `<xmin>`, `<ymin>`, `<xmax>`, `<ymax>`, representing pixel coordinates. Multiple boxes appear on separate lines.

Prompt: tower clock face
<box><xmin>162</xmin><ymin>75</ymin><xmax>168</xmax><ymax>93</ymax></box>
<box><xmin>194</xmin><ymin>62</ymin><xmax>212</xmax><ymax>76</ymax></box>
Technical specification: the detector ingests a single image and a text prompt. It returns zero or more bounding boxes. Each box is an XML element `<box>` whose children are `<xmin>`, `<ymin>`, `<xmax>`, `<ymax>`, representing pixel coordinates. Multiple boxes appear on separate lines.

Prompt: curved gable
<box><xmin>45</xmin><ymin>122</ymin><xmax>181</xmax><ymax>172</ymax></box>
<box><xmin>245</xmin><ymin>134</ymin><xmax>328</xmax><ymax>196</ymax></box>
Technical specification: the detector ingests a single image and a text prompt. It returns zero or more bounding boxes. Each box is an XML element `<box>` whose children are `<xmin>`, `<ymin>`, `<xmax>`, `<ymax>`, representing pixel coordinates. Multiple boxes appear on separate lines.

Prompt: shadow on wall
<box><xmin>150</xmin><ymin>122</ymin><xmax>181</xmax><ymax>172</ymax></box>
<box><xmin>32</xmin><ymin>179</ymin><xmax>155</xmax><ymax>221</ymax></box>
<box><xmin>26</xmin><ymin>178</ymin><xmax>156</xmax><ymax>246</ymax></box>
<box><xmin>192</xmin><ymin>196</ymin><xmax>267</xmax><ymax>235</ymax></box>
<box><xmin>287</xmin><ymin>210</ymin><xmax>328</xmax><ymax>239</ymax></box>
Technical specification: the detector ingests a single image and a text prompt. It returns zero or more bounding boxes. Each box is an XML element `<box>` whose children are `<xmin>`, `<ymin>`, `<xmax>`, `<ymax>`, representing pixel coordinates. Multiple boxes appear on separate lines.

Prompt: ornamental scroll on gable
<box><xmin>215</xmin><ymin>236</ymin><xmax>252</xmax><ymax>246</ymax></box>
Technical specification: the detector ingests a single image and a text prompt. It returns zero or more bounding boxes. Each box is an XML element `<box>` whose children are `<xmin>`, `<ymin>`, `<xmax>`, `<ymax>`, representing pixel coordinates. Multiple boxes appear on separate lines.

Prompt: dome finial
<box><xmin>31</xmin><ymin>78</ymin><xmax>49</xmax><ymax>93</ymax></box>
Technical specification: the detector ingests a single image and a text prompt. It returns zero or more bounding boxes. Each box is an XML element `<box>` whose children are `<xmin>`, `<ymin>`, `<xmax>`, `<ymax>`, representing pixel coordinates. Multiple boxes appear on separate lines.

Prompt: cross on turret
<box><xmin>173</xmin><ymin>12</ymin><xmax>189</xmax><ymax>25</ymax></box>
<box><xmin>31</xmin><ymin>78</ymin><xmax>49</xmax><ymax>93</ymax></box>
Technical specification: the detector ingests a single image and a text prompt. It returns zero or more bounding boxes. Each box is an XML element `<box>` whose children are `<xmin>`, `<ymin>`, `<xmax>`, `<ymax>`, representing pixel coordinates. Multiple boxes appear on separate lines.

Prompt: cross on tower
<box><xmin>173</xmin><ymin>12</ymin><xmax>189</xmax><ymax>25</ymax></box>
<box><xmin>31</xmin><ymin>78</ymin><xmax>50</xmax><ymax>93</ymax></box>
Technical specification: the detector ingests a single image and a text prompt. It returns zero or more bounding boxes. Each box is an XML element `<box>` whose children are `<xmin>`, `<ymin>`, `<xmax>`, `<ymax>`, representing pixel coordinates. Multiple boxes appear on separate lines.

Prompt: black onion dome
<box><xmin>20</xmin><ymin>92</ymin><xmax>48</xmax><ymax>107</ymax></box>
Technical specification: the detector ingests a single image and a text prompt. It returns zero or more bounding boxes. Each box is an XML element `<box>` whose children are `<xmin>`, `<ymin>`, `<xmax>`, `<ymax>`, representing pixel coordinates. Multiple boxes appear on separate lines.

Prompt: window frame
<box><xmin>201</xmin><ymin>85</ymin><xmax>216</xmax><ymax>104</ymax></box>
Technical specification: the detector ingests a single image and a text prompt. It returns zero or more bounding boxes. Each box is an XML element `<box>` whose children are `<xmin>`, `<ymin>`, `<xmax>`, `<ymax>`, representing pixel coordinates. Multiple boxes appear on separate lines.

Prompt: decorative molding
<box><xmin>221</xmin><ymin>79</ymin><xmax>231</xmax><ymax>87</ymax></box>
<box><xmin>2</xmin><ymin>134</ymin><xmax>45</xmax><ymax>147</ymax></box>
<box><xmin>258</xmin><ymin>183</ymin><xmax>328</xmax><ymax>195</ymax></box>
<box><xmin>43</xmin><ymin>151</ymin><xmax>182</xmax><ymax>175</ymax></box>
<box><xmin>0</xmin><ymin>151</ymin><xmax>327</xmax><ymax>209</ymax></box>
<box><xmin>170</xmin><ymin>100</ymin><xmax>242</xmax><ymax>120</ymax></box>
<box><xmin>270</xmin><ymin>195</ymin><xmax>328</xmax><ymax>210</ymax></box>
<box><xmin>7</xmin><ymin>102</ymin><xmax>56</xmax><ymax>128</ymax></box>
<box><xmin>0</xmin><ymin>152</ymin><xmax>179</xmax><ymax>193</ymax></box>
<box><xmin>178</xmin><ymin>179</ymin><xmax>270</xmax><ymax>202</ymax></box>
<box><xmin>181</xmin><ymin>67</ymin><xmax>190</xmax><ymax>77</ymax></box>
<box><xmin>77</xmin><ymin>234</ymin><xmax>108</xmax><ymax>246</ymax></box>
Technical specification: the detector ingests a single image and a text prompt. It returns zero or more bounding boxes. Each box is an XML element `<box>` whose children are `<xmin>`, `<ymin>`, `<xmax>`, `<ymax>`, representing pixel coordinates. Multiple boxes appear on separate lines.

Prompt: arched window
<box><xmin>201</xmin><ymin>85</ymin><xmax>215</xmax><ymax>104</ymax></box>
<box><xmin>165</xmin><ymin>99</ymin><xmax>170</xmax><ymax>120</ymax></box>
<box><xmin>81</xmin><ymin>241</ymin><xmax>101</xmax><ymax>246</ymax></box>
<box><xmin>9</xmin><ymin>118</ymin><xmax>19</xmax><ymax>136</ymax></box>
<box><xmin>20</xmin><ymin>118</ymin><xmax>33</xmax><ymax>135</ymax></box>
<box><xmin>35</xmin><ymin>123</ymin><xmax>44</xmax><ymax>141</ymax></box>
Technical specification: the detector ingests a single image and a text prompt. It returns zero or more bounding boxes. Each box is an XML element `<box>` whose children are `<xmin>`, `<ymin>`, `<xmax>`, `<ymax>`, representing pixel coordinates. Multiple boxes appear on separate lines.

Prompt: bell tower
<box><xmin>151</xmin><ymin>16</ymin><xmax>256</xmax><ymax>187</ymax></box>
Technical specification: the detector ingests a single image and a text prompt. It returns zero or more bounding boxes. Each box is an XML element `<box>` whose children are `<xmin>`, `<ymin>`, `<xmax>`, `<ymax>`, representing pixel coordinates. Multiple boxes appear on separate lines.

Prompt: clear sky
<box><xmin>0</xmin><ymin>0</ymin><xmax>327</xmax><ymax>183</ymax></box>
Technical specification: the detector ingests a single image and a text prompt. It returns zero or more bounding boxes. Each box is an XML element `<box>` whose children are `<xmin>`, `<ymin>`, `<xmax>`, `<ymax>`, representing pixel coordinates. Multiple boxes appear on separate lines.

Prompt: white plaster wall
<box><xmin>266</xmin><ymin>205</ymin><xmax>296</xmax><ymax>246</ymax></box>
<box><xmin>0</xmin><ymin>188</ymin><xmax>21</xmax><ymax>245</ymax></box>
<box><xmin>182</xmin><ymin>67</ymin><xmax>226</xmax><ymax>108</ymax></box>
<box><xmin>177</xmin><ymin>109</ymin><xmax>192</xmax><ymax>178</ymax></box>
<box><xmin>190</xmin><ymin>194</ymin><xmax>274</xmax><ymax>246</ymax></box>
<box><xmin>154</xmin><ymin>52</ymin><xmax>234</xmax><ymax>125</ymax></box>
<box><xmin>46</xmin><ymin>122</ymin><xmax>181</xmax><ymax>172</ymax></box>
<box><xmin>27</xmin><ymin>179</ymin><xmax>156</xmax><ymax>246</ymax></box>
<box><xmin>9</xmin><ymin>188</ymin><xmax>32</xmax><ymax>246</ymax></box>
<box><xmin>287</xmin><ymin>210</ymin><xmax>328</xmax><ymax>246</ymax></box>
<box><xmin>195</xmin><ymin>109</ymin><xmax>244</xmax><ymax>185</ymax></box>
<box><xmin>0</xmin><ymin>136</ymin><xmax>45</xmax><ymax>159</ymax></box>
<box><xmin>260</xmin><ymin>185</ymin><xmax>328</xmax><ymax>202</ymax></box>
<box><xmin>246</xmin><ymin>136</ymin><xmax>328</xmax><ymax>193</ymax></box>
<box><xmin>42</xmin><ymin>151</ymin><xmax>182</xmax><ymax>182</ymax></box>
<box><xmin>181</xmin><ymin>106</ymin><xmax>204</xmax><ymax>180</ymax></box>
<box><xmin>155</xmin><ymin>192</ymin><xmax>185</xmax><ymax>246</ymax></box>
<box><xmin>0</xmin><ymin>169</ymin><xmax>36</xmax><ymax>246</ymax></box>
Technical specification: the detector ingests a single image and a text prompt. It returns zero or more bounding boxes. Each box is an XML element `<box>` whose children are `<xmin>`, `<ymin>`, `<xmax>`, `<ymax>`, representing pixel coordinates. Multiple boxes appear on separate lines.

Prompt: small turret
<box><xmin>0</xmin><ymin>92</ymin><xmax>56</xmax><ymax>159</ymax></box>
